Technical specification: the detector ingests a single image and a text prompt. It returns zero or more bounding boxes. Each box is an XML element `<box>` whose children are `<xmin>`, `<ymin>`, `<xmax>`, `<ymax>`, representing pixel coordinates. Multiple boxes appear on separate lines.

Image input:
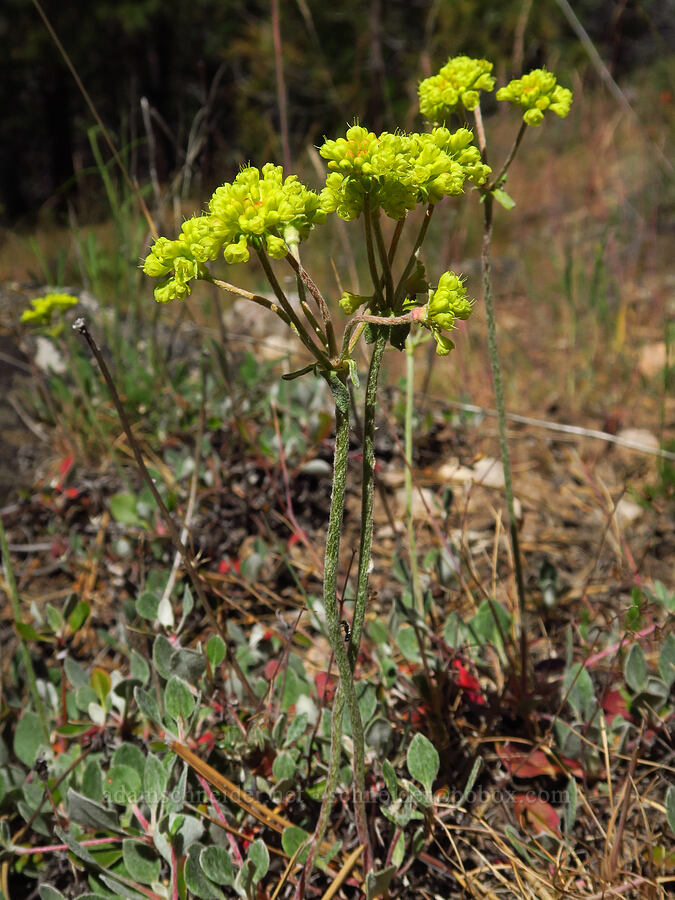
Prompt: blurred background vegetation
<box><xmin>2</xmin><ymin>0</ymin><xmax>673</xmax><ymax>226</ymax></box>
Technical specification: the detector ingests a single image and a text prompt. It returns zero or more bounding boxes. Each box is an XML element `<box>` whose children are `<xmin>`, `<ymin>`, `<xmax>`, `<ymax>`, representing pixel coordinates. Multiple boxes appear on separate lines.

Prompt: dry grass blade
<box><xmin>318</xmin><ymin>843</ymin><xmax>364</xmax><ymax>900</ymax></box>
<box><xmin>170</xmin><ymin>740</ymin><xmax>293</xmax><ymax>834</ymax></box>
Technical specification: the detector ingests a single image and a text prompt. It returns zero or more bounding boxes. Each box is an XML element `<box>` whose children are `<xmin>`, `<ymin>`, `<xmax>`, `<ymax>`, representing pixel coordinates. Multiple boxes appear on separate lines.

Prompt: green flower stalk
<box><xmin>418</xmin><ymin>55</ymin><xmax>496</xmax><ymax>122</ymax></box>
<box><xmin>496</xmin><ymin>68</ymin><xmax>573</xmax><ymax>126</ymax></box>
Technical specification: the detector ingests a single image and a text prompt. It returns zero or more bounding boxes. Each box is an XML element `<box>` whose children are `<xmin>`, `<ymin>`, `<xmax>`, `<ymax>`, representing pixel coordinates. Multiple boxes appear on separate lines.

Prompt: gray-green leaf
<box><xmin>122</xmin><ymin>839</ymin><xmax>161</xmax><ymax>884</ymax></box>
<box><xmin>624</xmin><ymin>643</ymin><xmax>647</xmax><ymax>693</ymax></box>
<box><xmin>406</xmin><ymin>733</ymin><xmax>439</xmax><ymax>793</ymax></box>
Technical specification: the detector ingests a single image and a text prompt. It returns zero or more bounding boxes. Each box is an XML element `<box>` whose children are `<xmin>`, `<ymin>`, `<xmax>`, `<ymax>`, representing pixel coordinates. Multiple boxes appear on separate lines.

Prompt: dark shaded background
<box><xmin>2</xmin><ymin>0</ymin><xmax>674</xmax><ymax>225</ymax></box>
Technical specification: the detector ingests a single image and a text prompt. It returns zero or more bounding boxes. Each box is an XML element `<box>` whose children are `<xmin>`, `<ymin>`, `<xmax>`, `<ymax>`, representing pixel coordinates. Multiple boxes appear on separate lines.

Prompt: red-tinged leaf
<box><xmin>314</xmin><ymin>671</ymin><xmax>338</xmax><ymax>703</ymax></box>
<box><xmin>287</xmin><ymin>532</ymin><xmax>302</xmax><ymax>548</ymax></box>
<box><xmin>602</xmin><ymin>688</ymin><xmax>632</xmax><ymax>723</ymax></box>
<box><xmin>451</xmin><ymin>659</ymin><xmax>486</xmax><ymax>704</ymax></box>
<box><xmin>59</xmin><ymin>456</ymin><xmax>75</xmax><ymax>478</ymax></box>
<box><xmin>264</xmin><ymin>659</ymin><xmax>281</xmax><ymax>681</ymax></box>
<box><xmin>195</xmin><ymin>731</ymin><xmax>216</xmax><ymax>753</ymax></box>
<box><xmin>513</xmin><ymin>793</ymin><xmax>561</xmax><ymax>837</ymax></box>
<box><xmin>218</xmin><ymin>557</ymin><xmax>241</xmax><ymax>575</ymax></box>
<box><xmin>410</xmin><ymin>703</ymin><xmax>429</xmax><ymax>729</ymax></box>
<box><xmin>497</xmin><ymin>743</ymin><xmax>560</xmax><ymax>778</ymax></box>
<box><xmin>559</xmin><ymin>755</ymin><xmax>585</xmax><ymax>778</ymax></box>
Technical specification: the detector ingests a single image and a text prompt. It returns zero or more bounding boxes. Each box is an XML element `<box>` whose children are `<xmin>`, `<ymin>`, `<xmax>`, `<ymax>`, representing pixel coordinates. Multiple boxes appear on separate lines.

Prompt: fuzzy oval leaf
<box><xmin>273</xmin><ymin>751</ymin><xmax>296</xmax><ymax>782</ymax></box>
<box><xmin>143</xmin><ymin>753</ymin><xmax>168</xmax><ymax>813</ymax></box>
<box><xmin>185</xmin><ymin>842</ymin><xmax>225</xmax><ymax>900</ymax></box>
<box><xmin>112</xmin><ymin>743</ymin><xmax>146</xmax><ymax>780</ymax></box>
<box><xmin>104</xmin><ymin>764</ymin><xmax>141</xmax><ymax>806</ymax></box>
<box><xmin>169</xmin><ymin>647</ymin><xmax>206</xmax><ymax>686</ymax></box>
<box><xmin>130</xmin><ymin>649</ymin><xmax>150</xmax><ymax>685</ymax></box>
<box><xmin>13</xmin><ymin>711</ymin><xmax>45</xmax><ymax>767</ymax></box>
<box><xmin>136</xmin><ymin>591</ymin><xmax>160</xmax><ymax>620</ymax></box>
<box><xmin>122</xmin><ymin>839</ymin><xmax>160</xmax><ymax>884</ymax></box>
<box><xmin>281</xmin><ymin>826</ymin><xmax>310</xmax><ymax>863</ymax></box>
<box><xmin>624</xmin><ymin>643</ymin><xmax>647</xmax><ymax>693</ymax></box>
<box><xmin>134</xmin><ymin>687</ymin><xmax>161</xmax><ymax>724</ymax></box>
<box><xmin>200</xmin><ymin>844</ymin><xmax>234</xmax><ymax>885</ymax></box>
<box><xmin>39</xmin><ymin>888</ymin><xmax>67</xmax><ymax>900</ymax></box>
<box><xmin>152</xmin><ymin>634</ymin><xmax>174</xmax><ymax>680</ymax></box>
<box><xmin>64</xmin><ymin>656</ymin><xmax>89</xmax><ymax>688</ymax></box>
<box><xmin>67</xmin><ymin>788</ymin><xmax>122</xmax><ymax>833</ymax></box>
<box><xmin>164</xmin><ymin>676</ymin><xmax>195</xmax><ymax>720</ymax></box>
<box><xmin>206</xmin><ymin>634</ymin><xmax>227</xmax><ymax>668</ymax></box>
<box><xmin>382</xmin><ymin>759</ymin><xmax>398</xmax><ymax>801</ymax></box>
<box><xmin>247</xmin><ymin>838</ymin><xmax>269</xmax><ymax>881</ymax></box>
<box><xmin>396</xmin><ymin>625</ymin><xmax>420</xmax><ymax>661</ymax></box>
<box><xmin>406</xmin><ymin>733</ymin><xmax>439</xmax><ymax>793</ymax></box>
<box><xmin>284</xmin><ymin>711</ymin><xmax>308</xmax><ymax>747</ymax></box>
<box><xmin>82</xmin><ymin>760</ymin><xmax>104</xmax><ymax>804</ymax></box>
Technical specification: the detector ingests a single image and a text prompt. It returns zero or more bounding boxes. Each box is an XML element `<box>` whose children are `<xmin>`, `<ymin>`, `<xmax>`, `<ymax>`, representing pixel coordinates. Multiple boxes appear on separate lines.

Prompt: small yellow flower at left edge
<box><xmin>20</xmin><ymin>293</ymin><xmax>78</xmax><ymax>326</ymax></box>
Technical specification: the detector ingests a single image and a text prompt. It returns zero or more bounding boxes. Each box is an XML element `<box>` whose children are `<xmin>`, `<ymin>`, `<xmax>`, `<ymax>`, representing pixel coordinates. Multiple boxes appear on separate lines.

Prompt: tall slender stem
<box><xmin>349</xmin><ymin>326</ymin><xmax>387</xmax><ymax>669</ymax></box>
<box><xmin>405</xmin><ymin>335</ymin><xmax>424</xmax><ymax>617</ymax></box>
<box><xmin>319</xmin><ymin>373</ymin><xmax>371</xmax><ymax>871</ymax></box>
<box><xmin>480</xmin><ymin>186</ymin><xmax>528</xmax><ymax>691</ymax></box>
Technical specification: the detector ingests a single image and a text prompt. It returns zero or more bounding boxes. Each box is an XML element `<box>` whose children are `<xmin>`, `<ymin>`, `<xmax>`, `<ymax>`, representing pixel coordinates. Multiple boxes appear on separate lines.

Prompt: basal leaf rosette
<box><xmin>423</xmin><ymin>271</ymin><xmax>473</xmax><ymax>356</ymax></box>
<box><xmin>496</xmin><ymin>69</ymin><xmax>573</xmax><ymax>126</ymax></box>
<box><xmin>143</xmin><ymin>164</ymin><xmax>325</xmax><ymax>303</ymax></box>
<box><xmin>320</xmin><ymin>126</ymin><xmax>490</xmax><ymax>221</ymax></box>
<box><xmin>21</xmin><ymin>292</ymin><xmax>78</xmax><ymax>326</ymax></box>
<box><xmin>419</xmin><ymin>56</ymin><xmax>495</xmax><ymax>122</ymax></box>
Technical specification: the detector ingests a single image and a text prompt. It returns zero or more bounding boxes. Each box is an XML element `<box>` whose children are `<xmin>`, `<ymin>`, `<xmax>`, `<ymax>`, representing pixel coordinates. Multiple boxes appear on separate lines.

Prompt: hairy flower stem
<box><xmin>295</xmin><ymin>336</ymin><xmax>389</xmax><ymax>900</ymax></box>
<box><xmin>480</xmin><ymin>191</ymin><xmax>528</xmax><ymax>692</ymax></box>
<box><xmin>321</xmin><ymin>373</ymin><xmax>371</xmax><ymax>868</ymax></box>
<box><xmin>404</xmin><ymin>335</ymin><xmax>424</xmax><ymax>617</ymax></box>
<box><xmin>349</xmin><ymin>326</ymin><xmax>387</xmax><ymax>668</ymax></box>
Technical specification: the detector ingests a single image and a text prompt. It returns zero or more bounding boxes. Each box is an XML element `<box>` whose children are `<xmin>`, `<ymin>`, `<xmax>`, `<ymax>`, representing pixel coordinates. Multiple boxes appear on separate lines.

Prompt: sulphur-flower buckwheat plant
<box><xmin>140</xmin><ymin>54</ymin><xmax>573</xmax><ymax>898</ymax></box>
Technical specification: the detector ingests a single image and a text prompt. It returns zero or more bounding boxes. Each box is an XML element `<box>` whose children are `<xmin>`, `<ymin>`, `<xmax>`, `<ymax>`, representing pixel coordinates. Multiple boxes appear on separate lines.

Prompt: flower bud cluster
<box><xmin>418</xmin><ymin>56</ymin><xmax>495</xmax><ymax>121</ymax></box>
<box><xmin>423</xmin><ymin>271</ymin><xmax>473</xmax><ymax>355</ymax></box>
<box><xmin>319</xmin><ymin>125</ymin><xmax>490</xmax><ymax>221</ymax></box>
<box><xmin>496</xmin><ymin>69</ymin><xmax>573</xmax><ymax>126</ymax></box>
<box><xmin>143</xmin><ymin>164</ymin><xmax>324</xmax><ymax>303</ymax></box>
<box><xmin>21</xmin><ymin>292</ymin><xmax>78</xmax><ymax>325</ymax></box>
